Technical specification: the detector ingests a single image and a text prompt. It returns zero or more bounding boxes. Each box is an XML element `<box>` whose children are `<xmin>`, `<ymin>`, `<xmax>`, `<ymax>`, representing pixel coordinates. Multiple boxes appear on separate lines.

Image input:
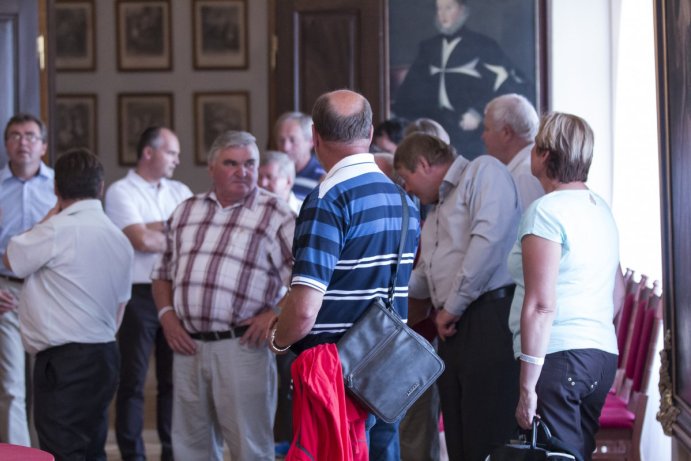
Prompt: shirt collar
<box><xmin>60</xmin><ymin>199</ymin><xmax>103</xmax><ymax>216</ymax></box>
<box><xmin>322</xmin><ymin>153</ymin><xmax>375</xmax><ymax>182</ymax></box>
<box><xmin>439</xmin><ymin>155</ymin><xmax>470</xmax><ymax>200</ymax></box>
<box><xmin>204</xmin><ymin>186</ymin><xmax>259</xmax><ymax>210</ymax></box>
<box><xmin>127</xmin><ymin>169</ymin><xmax>165</xmax><ymax>191</ymax></box>
<box><xmin>507</xmin><ymin>144</ymin><xmax>533</xmax><ymax>172</ymax></box>
<box><xmin>0</xmin><ymin>162</ymin><xmax>54</xmax><ymax>183</ymax></box>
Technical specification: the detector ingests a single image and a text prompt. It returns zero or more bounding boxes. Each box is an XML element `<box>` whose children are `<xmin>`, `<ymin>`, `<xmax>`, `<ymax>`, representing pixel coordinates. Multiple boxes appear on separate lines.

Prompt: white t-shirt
<box><xmin>507</xmin><ymin>189</ymin><xmax>619</xmax><ymax>357</ymax></box>
<box><xmin>7</xmin><ymin>200</ymin><xmax>134</xmax><ymax>354</ymax></box>
<box><xmin>105</xmin><ymin>170</ymin><xmax>192</xmax><ymax>283</ymax></box>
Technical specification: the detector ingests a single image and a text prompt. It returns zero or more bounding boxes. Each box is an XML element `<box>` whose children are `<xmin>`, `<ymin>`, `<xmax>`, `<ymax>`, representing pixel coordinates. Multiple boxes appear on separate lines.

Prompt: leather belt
<box><xmin>188</xmin><ymin>326</ymin><xmax>249</xmax><ymax>341</ymax></box>
<box><xmin>475</xmin><ymin>285</ymin><xmax>516</xmax><ymax>304</ymax></box>
<box><xmin>0</xmin><ymin>275</ymin><xmax>24</xmax><ymax>284</ymax></box>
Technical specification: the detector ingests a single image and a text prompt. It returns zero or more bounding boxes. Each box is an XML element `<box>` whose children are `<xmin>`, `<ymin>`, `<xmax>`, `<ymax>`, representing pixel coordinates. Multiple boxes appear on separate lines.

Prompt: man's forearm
<box><xmin>273</xmin><ymin>285</ymin><xmax>323</xmax><ymax>349</ymax></box>
<box><xmin>152</xmin><ymin>279</ymin><xmax>174</xmax><ymax>311</ymax></box>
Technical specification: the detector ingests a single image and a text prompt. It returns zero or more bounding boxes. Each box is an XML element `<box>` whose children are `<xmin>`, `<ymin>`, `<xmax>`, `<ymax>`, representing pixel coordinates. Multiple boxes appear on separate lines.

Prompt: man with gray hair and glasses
<box><xmin>482</xmin><ymin>93</ymin><xmax>544</xmax><ymax>209</ymax></box>
<box><xmin>151</xmin><ymin>131</ymin><xmax>295</xmax><ymax>461</ymax></box>
<box><xmin>0</xmin><ymin>113</ymin><xmax>56</xmax><ymax>446</ymax></box>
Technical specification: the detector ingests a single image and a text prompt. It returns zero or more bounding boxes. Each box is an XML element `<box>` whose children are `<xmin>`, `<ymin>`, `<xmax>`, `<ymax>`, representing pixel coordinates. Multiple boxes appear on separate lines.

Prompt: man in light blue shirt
<box><xmin>0</xmin><ymin>114</ymin><xmax>56</xmax><ymax>445</ymax></box>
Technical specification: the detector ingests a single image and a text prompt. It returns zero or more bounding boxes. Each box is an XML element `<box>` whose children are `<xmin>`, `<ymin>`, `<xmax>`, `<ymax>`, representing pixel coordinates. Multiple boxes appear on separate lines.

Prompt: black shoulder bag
<box><xmin>337</xmin><ymin>188</ymin><xmax>445</xmax><ymax>423</ymax></box>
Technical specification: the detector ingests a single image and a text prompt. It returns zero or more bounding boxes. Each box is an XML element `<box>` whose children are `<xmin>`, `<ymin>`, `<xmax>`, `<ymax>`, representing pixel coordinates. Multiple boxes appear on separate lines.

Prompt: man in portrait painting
<box><xmin>392</xmin><ymin>0</ymin><xmax>531</xmax><ymax>159</ymax></box>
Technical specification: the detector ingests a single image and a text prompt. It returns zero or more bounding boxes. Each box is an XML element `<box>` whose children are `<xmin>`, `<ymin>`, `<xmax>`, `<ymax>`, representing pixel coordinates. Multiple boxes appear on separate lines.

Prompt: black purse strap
<box><xmin>387</xmin><ymin>187</ymin><xmax>409</xmax><ymax>309</ymax></box>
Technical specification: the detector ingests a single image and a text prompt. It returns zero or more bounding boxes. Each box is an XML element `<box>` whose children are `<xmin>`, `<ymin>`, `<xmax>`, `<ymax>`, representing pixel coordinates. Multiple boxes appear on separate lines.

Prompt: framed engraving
<box><xmin>193</xmin><ymin>0</ymin><xmax>248</xmax><ymax>69</ymax></box>
<box><xmin>118</xmin><ymin>93</ymin><xmax>173</xmax><ymax>165</ymax></box>
<box><xmin>55</xmin><ymin>94</ymin><xmax>97</xmax><ymax>155</ymax></box>
<box><xmin>116</xmin><ymin>0</ymin><xmax>172</xmax><ymax>71</ymax></box>
<box><xmin>194</xmin><ymin>91</ymin><xmax>249</xmax><ymax>164</ymax></box>
<box><xmin>55</xmin><ymin>0</ymin><xmax>96</xmax><ymax>71</ymax></box>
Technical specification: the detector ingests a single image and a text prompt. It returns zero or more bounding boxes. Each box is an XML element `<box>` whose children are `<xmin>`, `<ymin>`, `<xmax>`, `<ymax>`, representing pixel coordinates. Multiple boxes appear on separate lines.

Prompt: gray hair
<box><xmin>207</xmin><ymin>130</ymin><xmax>259</xmax><ymax>164</ymax></box>
<box><xmin>484</xmin><ymin>94</ymin><xmax>539</xmax><ymax>142</ymax></box>
<box><xmin>260</xmin><ymin>150</ymin><xmax>296</xmax><ymax>181</ymax></box>
<box><xmin>274</xmin><ymin>111</ymin><xmax>313</xmax><ymax>141</ymax></box>
<box><xmin>535</xmin><ymin>112</ymin><xmax>594</xmax><ymax>183</ymax></box>
<box><xmin>403</xmin><ymin>118</ymin><xmax>451</xmax><ymax>145</ymax></box>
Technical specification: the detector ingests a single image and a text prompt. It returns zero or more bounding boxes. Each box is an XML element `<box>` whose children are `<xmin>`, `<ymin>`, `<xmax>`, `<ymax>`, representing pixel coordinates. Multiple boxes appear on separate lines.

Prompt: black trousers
<box><xmin>536</xmin><ymin>349</ymin><xmax>617</xmax><ymax>461</ymax></box>
<box><xmin>437</xmin><ymin>293</ymin><xmax>519</xmax><ymax>461</ymax></box>
<box><xmin>34</xmin><ymin>342</ymin><xmax>119</xmax><ymax>461</ymax></box>
<box><xmin>115</xmin><ymin>284</ymin><xmax>173</xmax><ymax>461</ymax></box>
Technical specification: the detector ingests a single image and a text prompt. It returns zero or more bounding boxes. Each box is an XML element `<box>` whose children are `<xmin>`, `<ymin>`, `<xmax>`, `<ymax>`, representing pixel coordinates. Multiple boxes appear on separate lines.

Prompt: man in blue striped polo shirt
<box><xmin>270</xmin><ymin>89</ymin><xmax>420</xmax><ymax>460</ymax></box>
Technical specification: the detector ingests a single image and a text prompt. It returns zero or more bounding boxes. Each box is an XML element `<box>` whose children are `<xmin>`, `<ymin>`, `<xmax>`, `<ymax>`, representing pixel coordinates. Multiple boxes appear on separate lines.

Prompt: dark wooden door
<box><xmin>269</xmin><ymin>0</ymin><xmax>387</xmax><ymax>135</ymax></box>
<box><xmin>0</xmin><ymin>0</ymin><xmax>44</xmax><ymax>167</ymax></box>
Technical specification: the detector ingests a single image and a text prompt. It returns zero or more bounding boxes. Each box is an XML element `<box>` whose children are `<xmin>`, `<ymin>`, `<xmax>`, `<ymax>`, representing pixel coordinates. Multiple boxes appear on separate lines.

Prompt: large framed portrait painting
<box><xmin>388</xmin><ymin>0</ymin><xmax>546</xmax><ymax>159</ymax></box>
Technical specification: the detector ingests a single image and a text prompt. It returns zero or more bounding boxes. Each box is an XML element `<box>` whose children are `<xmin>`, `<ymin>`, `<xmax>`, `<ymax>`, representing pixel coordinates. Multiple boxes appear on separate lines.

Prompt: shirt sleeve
<box><xmin>271</xmin><ymin>209</ymin><xmax>296</xmax><ymax>287</ymax></box>
<box><xmin>290</xmin><ymin>195</ymin><xmax>344</xmax><ymax>293</ymax></box>
<box><xmin>444</xmin><ymin>159</ymin><xmax>520</xmax><ymax>316</ymax></box>
<box><xmin>105</xmin><ymin>182</ymin><xmax>143</xmax><ymax>230</ymax></box>
<box><xmin>6</xmin><ymin>222</ymin><xmax>56</xmax><ymax>278</ymax></box>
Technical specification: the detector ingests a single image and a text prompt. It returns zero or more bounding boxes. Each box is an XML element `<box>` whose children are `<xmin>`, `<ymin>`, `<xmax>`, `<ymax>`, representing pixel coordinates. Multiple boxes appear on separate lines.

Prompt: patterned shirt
<box><xmin>151</xmin><ymin>187</ymin><xmax>295</xmax><ymax>332</ymax></box>
<box><xmin>291</xmin><ymin>153</ymin><xmax>420</xmax><ymax>352</ymax></box>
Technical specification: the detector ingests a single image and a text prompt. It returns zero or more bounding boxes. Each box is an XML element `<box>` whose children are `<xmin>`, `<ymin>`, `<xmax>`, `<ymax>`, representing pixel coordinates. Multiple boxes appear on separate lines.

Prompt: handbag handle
<box><xmin>530</xmin><ymin>417</ymin><xmax>553</xmax><ymax>449</ymax></box>
<box><xmin>386</xmin><ymin>187</ymin><xmax>410</xmax><ymax>309</ymax></box>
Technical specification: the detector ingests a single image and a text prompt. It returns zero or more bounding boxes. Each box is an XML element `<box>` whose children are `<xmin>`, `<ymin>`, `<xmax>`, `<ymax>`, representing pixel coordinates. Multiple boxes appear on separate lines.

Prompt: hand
<box><xmin>515</xmin><ymin>387</ymin><xmax>539</xmax><ymax>430</ymax></box>
<box><xmin>0</xmin><ymin>289</ymin><xmax>18</xmax><ymax>314</ymax></box>
<box><xmin>459</xmin><ymin>110</ymin><xmax>482</xmax><ymax>131</ymax></box>
<box><xmin>239</xmin><ymin>310</ymin><xmax>277</xmax><ymax>348</ymax></box>
<box><xmin>159</xmin><ymin>311</ymin><xmax>197</xmax><ymax>355</ymax></box>
<box><xmin>435</xmin><ymin>308</ymin><xmax>460</xmax><ymax>339</ymax></box>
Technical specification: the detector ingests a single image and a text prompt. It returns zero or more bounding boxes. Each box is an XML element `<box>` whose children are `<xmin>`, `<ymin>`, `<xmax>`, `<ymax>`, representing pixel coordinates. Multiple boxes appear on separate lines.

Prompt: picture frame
<box><xmin>193</xmin><ymin>91</ymin><xmax>249</xmax><ymax>164</ymax></box>
<box><xmin>655</xmin><ymin>0</ymin><xmax>691</xmax><ymax>447</ymax></box>
<box><xmin>193</xmin><ymin>0</ymin><xmax>248</xmax><ymax>69</ymax></box>
<box><xmin>116</xmin><ymin>0</ymin><xmax>172</xmax><ymax>71</ymax></box>
<box><xmin>387</xmin><ymin>0</ymin><xmax>547</xmax><ymax>159</ymax></box>
<box><xmin>118</xmin><ymin>93</ymin><xmax>173</xmax><ymax>166</ymax></box>
<box><xmin>55</xmin><ymin>94</ymin><xmax>97</xmax><ymax>155</ymax></box>
<box><xmin>55</xmin><ymin>0</ymin><xmax>96</xmax><ymax>71</ymax></box>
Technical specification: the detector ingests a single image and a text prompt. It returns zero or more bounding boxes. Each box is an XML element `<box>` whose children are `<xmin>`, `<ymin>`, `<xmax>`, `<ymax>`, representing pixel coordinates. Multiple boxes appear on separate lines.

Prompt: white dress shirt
<box><xmin>507</xmin><ymin>144</ymin><xmax>544</xmax><ymax>211</ymax></box>
<box><xmin>409</xmin><ymin>155</ymin><xmax>521</xmax><ymax>316</ymax></box>
<box><xmin>7</xmin><ymin>200</ymin><xmax>134</xmax><ymax>354</ymax></box>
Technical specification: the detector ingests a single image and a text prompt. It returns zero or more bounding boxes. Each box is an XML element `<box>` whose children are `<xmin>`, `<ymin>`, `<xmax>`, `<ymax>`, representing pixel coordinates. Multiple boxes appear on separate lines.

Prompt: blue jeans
<box><xmin>366</xmin><ymin>414</ymin><xmax>401</xmax><ymax>461</ymax></box>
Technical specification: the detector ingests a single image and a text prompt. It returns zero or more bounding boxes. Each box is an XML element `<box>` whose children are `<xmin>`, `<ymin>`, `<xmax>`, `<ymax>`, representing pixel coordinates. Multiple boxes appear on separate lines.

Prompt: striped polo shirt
<box><xmin>291</xmin><ymin>153</ymin><xmax>420</xmax><ymax>352</ymax></box>
<box><xmin>292</xmin><ymin>154</ymin><xmax>326</xmax><ymax>200</ymax></box>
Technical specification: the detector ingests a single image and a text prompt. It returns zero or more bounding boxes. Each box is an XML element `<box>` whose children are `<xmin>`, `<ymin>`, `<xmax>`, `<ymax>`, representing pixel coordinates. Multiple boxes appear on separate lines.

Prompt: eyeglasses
<box><xmin>7</xmin><ymin>132</ymin><xmax>43</xmax><ymax>144</ymax></box>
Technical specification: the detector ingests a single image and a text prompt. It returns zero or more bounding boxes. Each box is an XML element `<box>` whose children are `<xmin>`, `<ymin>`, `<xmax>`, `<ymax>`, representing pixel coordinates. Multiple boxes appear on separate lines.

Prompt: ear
<box><xmin>417</xmin><ymin>156</ymin><xmax>432</xmax><ymax>173</ymax></box>
<box><xmin>311</xmin><ymin>125</ymin><xmax>320</xmax><ymax>150</ymax></box>
<box><xmin>142</xmin><ymin>145</ymin><xmax>154</xmax><ymax>161</ymax></box>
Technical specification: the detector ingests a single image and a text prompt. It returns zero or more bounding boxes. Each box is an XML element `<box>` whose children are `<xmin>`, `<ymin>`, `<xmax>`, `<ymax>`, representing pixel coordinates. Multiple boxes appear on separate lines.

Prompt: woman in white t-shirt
<box><xmin>507</xmin><ymin>112</ymin><xmax>625</xmax><ymax>461</ymax></box>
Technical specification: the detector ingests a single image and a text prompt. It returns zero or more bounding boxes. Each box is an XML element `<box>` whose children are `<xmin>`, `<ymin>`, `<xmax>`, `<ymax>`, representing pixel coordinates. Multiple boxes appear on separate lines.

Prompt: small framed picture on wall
<box><xmin>194</xmin><ymin>91</ymin><xmax>249</xmax><ymax>164</ymax></box>
<box><xmin>118</xmin><ymin>93</ymin><xmax>174</xmax><ymax>165</ymax></box>
<box><xmin>55</xmin><ymin>94</ymin><xmax>97</xmax><ymax>155</ymax></box>
<box><xmin>116</xmin><ymin>0</ymin><xmax>172</xmax><ymax>71</ymax></box>
<box><xmin>193</xmin><ymin>0</ymin><xmax>248</xmax><ymax>69</ymax></box>
<box><xmin>55</xmin><ymin>0</ymin><xmax>96</xmax><ymax>71</ymax></box>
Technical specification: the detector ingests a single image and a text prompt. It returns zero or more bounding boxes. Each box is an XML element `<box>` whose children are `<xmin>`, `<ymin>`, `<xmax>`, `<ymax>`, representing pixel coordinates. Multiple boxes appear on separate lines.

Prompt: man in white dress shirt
<box><xmin>394</xmin><ymin>133</ymin><xmax>521</xmax><ymax>461</ymax></box>
<box><xmin>105</xmin><ymin>126</ymin><xmax>192</xmax><ymax>461</ymax></box>
<box><xmin>4</xmin><ymin>148</ymin><xmax>133</xmax><ymax>460</ymax></box>
<box><xmin>483</xmin><ymin>94</ymin><xmax>544</xmax><ymax>210</ymax></box>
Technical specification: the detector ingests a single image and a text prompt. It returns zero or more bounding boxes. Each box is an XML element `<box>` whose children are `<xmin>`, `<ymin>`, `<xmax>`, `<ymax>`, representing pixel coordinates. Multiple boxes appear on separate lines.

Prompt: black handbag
<box><xmin>485</xmin><ymin>418</ymin><xmax>581</xmax><ymax>461</ymax></box>
<box><xmin>336</xmin><ymin>189</ymin><xmax>445</xmax><ymax>423</ymax></box>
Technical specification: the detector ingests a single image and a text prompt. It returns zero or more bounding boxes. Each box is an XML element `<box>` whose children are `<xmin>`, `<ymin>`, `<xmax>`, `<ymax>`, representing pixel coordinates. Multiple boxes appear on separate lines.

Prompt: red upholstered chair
<box><xmin>0</xmin><ymin>444</ymin><xmax>54</xmax><ymax>460</ymax></box>
<box><xmin>593</xmin><ymin>280</ymin><xmax>663</xmax><ymax>461</ymax></box>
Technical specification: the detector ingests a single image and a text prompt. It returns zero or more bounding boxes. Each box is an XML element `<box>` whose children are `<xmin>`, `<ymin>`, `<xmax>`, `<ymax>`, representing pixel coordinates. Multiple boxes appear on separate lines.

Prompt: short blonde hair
<box><xmin>535</xmin><ymin>112</ymin><xmax>594</xmax><ymax>182</ymax></box>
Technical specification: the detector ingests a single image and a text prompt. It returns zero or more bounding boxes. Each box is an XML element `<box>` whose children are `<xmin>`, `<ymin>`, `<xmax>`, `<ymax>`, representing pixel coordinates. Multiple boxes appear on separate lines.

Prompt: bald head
<box><xmin>312</xmin><ymin>89</ymin><xmax>373</xmax><ymax>144</ymax></box>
